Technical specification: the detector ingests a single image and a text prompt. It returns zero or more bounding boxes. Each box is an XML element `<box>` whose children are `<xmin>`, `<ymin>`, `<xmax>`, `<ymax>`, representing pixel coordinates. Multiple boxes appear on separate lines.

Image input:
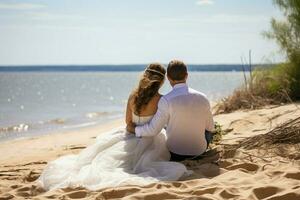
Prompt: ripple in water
<box><xmin>0</xmin><ymin>71</ymin><xmax>247</xmax><ymax>141</ymax></box>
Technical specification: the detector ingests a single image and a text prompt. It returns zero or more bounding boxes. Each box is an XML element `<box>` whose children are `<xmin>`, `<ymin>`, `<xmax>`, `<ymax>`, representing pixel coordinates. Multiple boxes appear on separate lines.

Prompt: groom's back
<box><xmin>164</xmin><ymin>84</ymin><xmax>214</xmax><ymax>156</ymax></box>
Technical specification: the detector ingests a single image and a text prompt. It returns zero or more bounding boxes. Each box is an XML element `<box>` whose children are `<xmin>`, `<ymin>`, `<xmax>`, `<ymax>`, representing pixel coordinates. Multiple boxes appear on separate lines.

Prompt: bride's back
<box><xmin>126</xmin><ymin>94</ymin><xmax>161</xmax><ymax>125</ymax></box>
<box><xmin>133</xmin><ymin>94</ymin><xmax>161</xmax><ymax>116</ymax></box>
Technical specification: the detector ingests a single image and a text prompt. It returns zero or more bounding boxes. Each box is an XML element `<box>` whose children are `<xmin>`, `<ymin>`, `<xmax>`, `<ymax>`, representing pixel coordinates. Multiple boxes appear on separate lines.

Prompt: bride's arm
<box><xmin>125</xmin><ymin>95</ymin><xmax>133</xmax><ymax>125</ymax></box>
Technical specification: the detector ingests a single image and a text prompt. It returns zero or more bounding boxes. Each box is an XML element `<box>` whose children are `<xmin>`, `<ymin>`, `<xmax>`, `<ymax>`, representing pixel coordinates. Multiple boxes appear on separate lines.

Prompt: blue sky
<box><xmin>0</xmin><ymin>0</ymin><xmax>284</xmax><ymax>65</ymax></box>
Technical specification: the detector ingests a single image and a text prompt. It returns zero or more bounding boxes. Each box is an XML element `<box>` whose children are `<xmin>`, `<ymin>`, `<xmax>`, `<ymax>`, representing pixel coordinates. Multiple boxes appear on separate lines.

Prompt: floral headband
<box><xmin>145</xmin><ymin>68</ymin><xmax>165</xmax><ymax>77</ymax></box>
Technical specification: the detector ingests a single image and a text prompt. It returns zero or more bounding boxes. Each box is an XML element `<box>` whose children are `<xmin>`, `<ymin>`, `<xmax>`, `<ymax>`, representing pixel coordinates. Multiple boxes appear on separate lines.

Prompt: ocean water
<box><xmin>0</xmin><ymin>70</ymin><xmax>247</xmax><ymax>142</ymax></box>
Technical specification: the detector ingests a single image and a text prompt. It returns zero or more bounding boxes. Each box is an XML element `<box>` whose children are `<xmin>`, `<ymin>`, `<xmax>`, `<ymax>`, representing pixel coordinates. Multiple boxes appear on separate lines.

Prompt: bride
<box><xmin>37</xmin><ymin>63</ymin><xmax>190</xmax><ymax>191</ymax></box>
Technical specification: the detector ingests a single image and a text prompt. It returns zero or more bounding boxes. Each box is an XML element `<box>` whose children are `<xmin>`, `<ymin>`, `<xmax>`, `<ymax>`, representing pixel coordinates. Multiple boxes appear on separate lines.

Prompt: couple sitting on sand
<box><xmin>38</xmin><ymin>60</ymin><xmax>215</xmax><ymax>191</ymax></box>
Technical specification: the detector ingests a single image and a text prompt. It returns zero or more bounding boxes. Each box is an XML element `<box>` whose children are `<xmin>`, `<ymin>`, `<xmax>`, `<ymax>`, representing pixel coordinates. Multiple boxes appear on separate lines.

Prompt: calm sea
<box><xmin>0</xmin><ymin>66</ymin><xmax>249</xmax><ymax>142</ymax></box>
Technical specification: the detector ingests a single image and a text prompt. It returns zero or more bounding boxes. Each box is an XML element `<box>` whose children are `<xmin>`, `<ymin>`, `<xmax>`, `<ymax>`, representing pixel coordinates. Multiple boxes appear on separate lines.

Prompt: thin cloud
<box><xmin>196</xmin><ymin>0</ymin><xmax>215</xmax><ymax>6</ymax></box>
<box><xmin>27</xmin><ymin>12</ymin><xmax>86</xmax><ymax>21</ymax></box>
<box><xmin>161</xmin><ymin>14</ymin><xmax>269</xmax><ymax>24</ymax></box>
<box><xmin>0</xmin><ymin>3</ymin><xmax>46</xmax><ymax>10</ymax></box>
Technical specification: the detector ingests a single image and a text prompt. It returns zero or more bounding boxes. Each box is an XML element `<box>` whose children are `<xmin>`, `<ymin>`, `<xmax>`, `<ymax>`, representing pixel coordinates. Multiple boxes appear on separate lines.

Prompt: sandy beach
<box><xmin>0</xmin><ymin>103</ymin><xmax>300</xmax><ymax>200</ymax></box>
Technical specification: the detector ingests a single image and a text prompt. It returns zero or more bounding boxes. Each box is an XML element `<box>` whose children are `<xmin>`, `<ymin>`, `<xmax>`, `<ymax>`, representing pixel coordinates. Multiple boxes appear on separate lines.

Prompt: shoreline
<box><xmin>0</xmin><ymin>113</ymin><xmax>124</xmax><ymax>143</ymax></box>
<box><xmin>0</xmin><ymin>103</ymin><xmax>300</xmax><ymax>199</ymax></box>
<box><xmin>0</xmin><ymin>118</ymin><xmax>124</xmax><ymax>165</ymax></box>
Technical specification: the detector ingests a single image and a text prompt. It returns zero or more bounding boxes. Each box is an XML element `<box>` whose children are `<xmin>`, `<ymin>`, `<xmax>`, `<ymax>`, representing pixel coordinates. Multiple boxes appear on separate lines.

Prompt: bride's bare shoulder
<box><xmin>128</xmin><ymin>93</ymin><xmax>135</xmax><ymax>104</ymax></box>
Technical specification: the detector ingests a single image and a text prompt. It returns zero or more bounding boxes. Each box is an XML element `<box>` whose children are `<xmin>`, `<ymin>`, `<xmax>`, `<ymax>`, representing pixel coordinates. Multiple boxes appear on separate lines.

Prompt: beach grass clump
<box><xmin>237</xmin><ymin>116</ymin><xmax>300</xmax><ymax>159</ymax></box>
<box><xmin>221</xmin><ymin>117</ymin><xmax>300</xmax><ymax>160</ymax></box>
<box><xmin>214</xmin><ymin>64</ymin><xmax>292</xmax><ymax>114</ymax></box>
<box><xmin>240</xmin><ymin>116</ymin><xmax>300</xmax><ymax>149</ymax></box>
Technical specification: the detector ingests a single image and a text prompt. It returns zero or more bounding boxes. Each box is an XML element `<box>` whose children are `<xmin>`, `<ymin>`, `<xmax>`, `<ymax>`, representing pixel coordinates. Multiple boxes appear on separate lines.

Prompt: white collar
<box><xmin>173</xmin><ymin>83</ymin><xmax>188</xmax><ymax>89</ymax></box>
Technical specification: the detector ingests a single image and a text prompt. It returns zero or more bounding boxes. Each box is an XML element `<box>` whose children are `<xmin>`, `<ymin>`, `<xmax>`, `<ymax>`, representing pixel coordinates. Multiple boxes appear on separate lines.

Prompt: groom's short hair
<box><xmin>167</xmin><ymin>60</ymin><xmax>187</xmax><ymax>81</ymax></box>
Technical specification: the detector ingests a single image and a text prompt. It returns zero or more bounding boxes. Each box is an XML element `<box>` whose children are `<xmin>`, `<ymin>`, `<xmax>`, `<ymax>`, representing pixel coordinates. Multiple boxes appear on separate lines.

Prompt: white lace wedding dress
<box><xmin>37</xmin><ymin>114</ymin><xmax>190</xmax><ymax>191</ymax></box>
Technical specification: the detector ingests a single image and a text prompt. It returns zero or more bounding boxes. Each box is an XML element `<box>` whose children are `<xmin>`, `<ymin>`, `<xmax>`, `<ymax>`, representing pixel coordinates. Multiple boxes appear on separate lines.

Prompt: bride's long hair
<box><xmin>132</xmin><ymin>63</ymin><xmax>166</xmax><ymax>115</ymax></box>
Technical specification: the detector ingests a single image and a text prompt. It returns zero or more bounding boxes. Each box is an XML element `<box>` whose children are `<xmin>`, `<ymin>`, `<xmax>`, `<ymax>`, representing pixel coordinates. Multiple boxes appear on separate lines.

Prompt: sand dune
<box><xmin>0</xmin><ymin>104</ymin><xmax>300</xmax><ymax>200</ymax></box>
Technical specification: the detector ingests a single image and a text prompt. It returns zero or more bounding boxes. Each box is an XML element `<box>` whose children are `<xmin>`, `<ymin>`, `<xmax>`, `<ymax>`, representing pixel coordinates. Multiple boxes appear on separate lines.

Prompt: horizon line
<box><xmin>0</xmin><ymin>63</ymin><xmax>277</xmax><ymax>67</ymax></box>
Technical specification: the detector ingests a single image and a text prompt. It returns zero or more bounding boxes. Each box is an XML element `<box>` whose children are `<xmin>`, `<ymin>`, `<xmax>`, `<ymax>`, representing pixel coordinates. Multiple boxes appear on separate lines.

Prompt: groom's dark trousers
<box><xmin>169</xmin><ymin>130</ymin><xmax>213</xmax><ymax>162</ymax></box>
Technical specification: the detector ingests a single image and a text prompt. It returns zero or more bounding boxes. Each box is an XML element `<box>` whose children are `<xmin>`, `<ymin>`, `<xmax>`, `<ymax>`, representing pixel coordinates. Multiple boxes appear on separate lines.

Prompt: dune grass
<box><xmin>214</xmin><ymin>63</ymin><xmax>293</xmax><ymax>114</ymax></box>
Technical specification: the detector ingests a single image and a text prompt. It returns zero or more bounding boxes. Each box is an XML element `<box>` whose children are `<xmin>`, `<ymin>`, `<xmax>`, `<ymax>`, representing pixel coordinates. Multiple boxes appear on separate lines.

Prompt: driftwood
<box><xmin>221</xmin><ymin>117</ymin><xmax>300</xmax><ymax>161</ymax></box>
<box><xmin>240</xmin><ymin>116</ymin><xmax>300</xmax><ymax>149</ymax></box>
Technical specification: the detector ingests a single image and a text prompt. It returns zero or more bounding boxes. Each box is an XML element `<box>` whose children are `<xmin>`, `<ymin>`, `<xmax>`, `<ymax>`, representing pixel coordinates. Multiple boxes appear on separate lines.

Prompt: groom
<box><xmin>128</xmin><ymin>60</ymin><xmax>215</xmax><ymax>161</ymax></box>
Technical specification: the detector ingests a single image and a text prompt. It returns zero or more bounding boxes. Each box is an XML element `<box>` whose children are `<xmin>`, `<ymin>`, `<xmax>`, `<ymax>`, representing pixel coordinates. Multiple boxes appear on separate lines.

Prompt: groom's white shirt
<box><xmin>135</xmin><ymin>83</ymin><xmax>214</xmax><ymax>156</ymax></box>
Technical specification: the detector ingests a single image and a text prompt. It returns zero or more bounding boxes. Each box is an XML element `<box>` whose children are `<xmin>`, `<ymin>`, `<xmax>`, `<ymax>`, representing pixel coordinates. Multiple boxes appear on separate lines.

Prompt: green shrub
<box><xmin>212</xmin><ymin>122</ymin><xmax>224</xmax><ymax>144</ymax></box>
<box><xmin>264</xmin><ymin>0</ymin><xmax>300</xmax><ymax>100</ymax></box>
<box><xmin>214</xmin><ymin>64</ymin><xmax>291</xmax><ymax>114</ymax></box>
